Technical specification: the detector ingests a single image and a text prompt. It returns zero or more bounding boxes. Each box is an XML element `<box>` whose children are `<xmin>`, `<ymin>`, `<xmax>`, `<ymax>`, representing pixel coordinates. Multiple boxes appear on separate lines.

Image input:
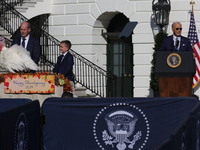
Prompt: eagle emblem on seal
<box><xmin>102</xmin><ymin>110</ymin><xmax>141</xmax><ymax>150</ymax></box>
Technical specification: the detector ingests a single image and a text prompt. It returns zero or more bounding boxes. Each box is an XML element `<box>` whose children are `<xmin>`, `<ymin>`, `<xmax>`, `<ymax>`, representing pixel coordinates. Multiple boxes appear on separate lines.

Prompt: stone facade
<box><xmin>22</xmin><ymin>0</ymin><xmax>200</xmax><ymax>97</ymax></box>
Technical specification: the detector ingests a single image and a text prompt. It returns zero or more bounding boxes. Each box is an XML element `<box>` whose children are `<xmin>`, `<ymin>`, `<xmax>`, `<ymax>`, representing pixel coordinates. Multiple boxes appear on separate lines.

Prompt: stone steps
<box><xmin>14</xmin><ymin>0</ymin><xmax>43</xmax><ymax>13</ymax></box>
<box><xmin>74</xmin><ymin>86</ymin><xmax>97</xmax><ymax>98</ymax></box>
<box><xmin>0</xmin><ymin>28</ymin><xmax>11</xmax><ymax>39</ymax></box>
<box><xmin>14</xmin><ymin>6</ymin><xmax>28</xmax><ymax>12</ymax></box>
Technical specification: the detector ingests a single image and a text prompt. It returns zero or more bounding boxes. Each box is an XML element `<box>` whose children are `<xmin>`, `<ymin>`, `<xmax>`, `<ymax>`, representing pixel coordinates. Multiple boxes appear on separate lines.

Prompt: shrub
<box><xmin>150</xmin><ymin>31</ymin><xmax>168</xmax><ymax>91</ymax></box>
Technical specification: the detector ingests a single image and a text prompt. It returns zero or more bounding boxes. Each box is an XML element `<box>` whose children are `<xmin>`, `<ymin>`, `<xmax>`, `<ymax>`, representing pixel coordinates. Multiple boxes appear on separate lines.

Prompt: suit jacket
<box><xmin>53</xmin><ymin>52</ymin><xmax>74</xmax><ymax>81</ymax></box>
<box><xmin>11</xmin><ymin>36</ymin><xmax>40</xmax><ymax>64</ymax></box>
<box><xmin>159</xmin><ymin>35</ymin><xmax>194</xmax><ymax>52</ymax></box>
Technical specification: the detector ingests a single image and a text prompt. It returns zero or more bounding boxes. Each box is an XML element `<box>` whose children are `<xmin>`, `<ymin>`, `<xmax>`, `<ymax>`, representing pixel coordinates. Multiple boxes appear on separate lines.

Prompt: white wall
<box><xmin>21</xmin><ymin>0</ymin><xmax>53</xmax><ymax>19</ymax></box>
<box><xmin>23</xmin><ymin>0</ymin><xmax>200</xmax><ymax>98</ymax></box>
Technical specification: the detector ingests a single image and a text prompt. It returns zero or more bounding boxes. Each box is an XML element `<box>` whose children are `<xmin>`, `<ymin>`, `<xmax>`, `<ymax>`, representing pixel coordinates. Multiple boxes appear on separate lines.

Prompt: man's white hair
<box><xmin>172</xmin><ymin>22</ymin><xmax>181</xmax><ymax>28</ymax></box>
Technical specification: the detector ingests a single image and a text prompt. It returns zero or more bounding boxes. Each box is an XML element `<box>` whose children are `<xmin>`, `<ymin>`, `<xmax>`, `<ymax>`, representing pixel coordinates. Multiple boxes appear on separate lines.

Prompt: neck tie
<box><xmin>22</xmin><ymin>38</ymin><xmax>26</xmax><ymax>48</ymax></box>
<box><xmin>60</xmin><ymin>55</ymin><xmax>64</xmax><ymax>63</ymax></box>
<box><xmin>175</xmin><ymin>38</ymin><xmax>179</xmax><ymax>51</ymax></box>
<box><xmin>58</xmin><ymin>55</ymin><xmax>64</xmax><ymax>72</ymax></box>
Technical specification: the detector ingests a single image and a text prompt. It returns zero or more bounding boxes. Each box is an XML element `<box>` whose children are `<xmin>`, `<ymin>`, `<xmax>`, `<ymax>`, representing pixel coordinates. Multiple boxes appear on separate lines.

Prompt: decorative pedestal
<box><xmin>0</xmin><ymin>84</ymin><xmax>63</xmax><ymax>106</ymax></box>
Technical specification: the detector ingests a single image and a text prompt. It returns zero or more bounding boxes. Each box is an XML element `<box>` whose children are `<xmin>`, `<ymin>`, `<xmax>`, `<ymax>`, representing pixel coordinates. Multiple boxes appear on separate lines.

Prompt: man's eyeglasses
<box><xmin>176</xmin><ymin>28</ymin><xmax>182</xmax><ymax>30</ymax></box>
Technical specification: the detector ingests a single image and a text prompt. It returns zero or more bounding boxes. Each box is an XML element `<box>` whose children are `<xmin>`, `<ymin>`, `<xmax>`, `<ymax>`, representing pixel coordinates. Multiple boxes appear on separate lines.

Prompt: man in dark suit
<box><xmin>11</xmin><ymin>22</ymin><xmax>40</xmax><ymax>64</ymax></box>
<box><xmin>159</xmin><ymin>22</ymin><xmax>196</xmax><ymax>58</ymax></box>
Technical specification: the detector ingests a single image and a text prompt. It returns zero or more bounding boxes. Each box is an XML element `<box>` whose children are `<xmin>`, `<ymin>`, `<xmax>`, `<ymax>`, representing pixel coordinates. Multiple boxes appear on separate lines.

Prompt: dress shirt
<box><xmin>20</xmin><ymin>35</ymin><xmax>30</xmax><ymax>48</ymax></box>
<box><xmin>173</xmin><ymin>35</ymin><xmax>181</xmax><ymax>51</ymax></box>
<box><xmin>61</xmin><ymin>51</ymin><xmax>68</xmax><ymax>63</ymax></box>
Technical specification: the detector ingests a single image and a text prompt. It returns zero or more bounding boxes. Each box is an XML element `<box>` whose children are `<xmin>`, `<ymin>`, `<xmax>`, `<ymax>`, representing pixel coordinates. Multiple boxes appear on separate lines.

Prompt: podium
<box><xmin>155</xmin><ymin>51</ymin><xmax>196</xmax><ymax>97</ymax></box>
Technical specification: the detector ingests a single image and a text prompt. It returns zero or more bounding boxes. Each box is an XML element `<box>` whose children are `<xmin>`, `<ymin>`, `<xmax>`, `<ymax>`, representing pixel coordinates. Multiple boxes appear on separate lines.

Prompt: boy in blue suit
<box><xmin>53</xmin><ymin>40</ymin><xmax>74</xmax><ymax>81</ymax></box>
<box><xmin>53</xmin><ymin>40</ymin><xmax>74</xmax><ymax>95</ymax></box>
<box><xmin>159</xmin><ymin>22</ymin><xmax>196</xmax><ymax>58</ymax></box>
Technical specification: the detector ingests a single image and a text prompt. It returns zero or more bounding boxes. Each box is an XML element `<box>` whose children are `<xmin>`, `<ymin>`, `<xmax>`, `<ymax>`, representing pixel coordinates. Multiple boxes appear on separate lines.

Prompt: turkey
<box><xmin>0</xmin><ymin>36</ymin><xmax>40</xmax><ymax>73</ymax></box>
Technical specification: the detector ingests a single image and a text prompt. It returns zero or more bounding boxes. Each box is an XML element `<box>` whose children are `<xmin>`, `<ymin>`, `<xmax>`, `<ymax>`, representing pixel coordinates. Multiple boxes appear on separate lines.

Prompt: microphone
<box><xmin>171</xmin><ymin>40</ymin><xmax>174</xmax><ymax>51</ymax></box>
<box><xmin>175</xmin><ymin>40</ymin><xmax>179</xmax><ymax>51</ymax></box>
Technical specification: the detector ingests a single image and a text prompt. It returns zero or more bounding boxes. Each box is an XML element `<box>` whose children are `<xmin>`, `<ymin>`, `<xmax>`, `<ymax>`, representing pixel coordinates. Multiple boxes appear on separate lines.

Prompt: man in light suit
<box><xmin>11</xmin><ymin>22</ymin><xmax>40</xmax><ymax>64</ymax></box>
<box><xmin>159</xmin><ymin>22</ymin><xmax>196</xmax><ymax>58</ymax></box>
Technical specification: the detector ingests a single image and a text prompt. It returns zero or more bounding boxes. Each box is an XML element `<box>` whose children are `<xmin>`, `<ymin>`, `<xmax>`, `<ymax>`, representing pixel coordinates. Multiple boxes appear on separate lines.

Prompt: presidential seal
<box><xmin>14</xmin><ymin>113</ymin><xmax>28</xmax><ymax>150</ymax></box>
<box><xmin>93</xmin><ymin>103</ymin><xmax>150</xmax><ymax>150</ymax></box>
<box><xmin>167</xmin><ymin>53</ymin><xmax>181</xmax><ymax>68</ymax></box>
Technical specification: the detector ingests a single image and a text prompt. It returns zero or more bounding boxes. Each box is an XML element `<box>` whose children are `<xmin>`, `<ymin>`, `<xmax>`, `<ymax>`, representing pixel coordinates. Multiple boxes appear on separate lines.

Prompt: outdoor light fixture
<box><xmin>152</xmin><ymin>0</ymin><xmax>171</xmax><ymax>30</ymax></box>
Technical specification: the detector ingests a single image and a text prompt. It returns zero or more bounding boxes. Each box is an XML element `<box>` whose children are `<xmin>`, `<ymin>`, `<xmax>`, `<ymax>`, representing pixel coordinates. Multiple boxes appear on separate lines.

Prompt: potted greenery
<box><xmin>150</xmin><ymin>31</ymin><xmax>168</xmax><ymax>96</ymax></box>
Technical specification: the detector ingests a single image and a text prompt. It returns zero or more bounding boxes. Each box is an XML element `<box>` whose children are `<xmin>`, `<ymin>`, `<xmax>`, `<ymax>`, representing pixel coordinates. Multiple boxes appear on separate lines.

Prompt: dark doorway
<box><xmin>107</xmin><ymin>13</ymin><xmax>133</xmax><ymax>97</ymax></box>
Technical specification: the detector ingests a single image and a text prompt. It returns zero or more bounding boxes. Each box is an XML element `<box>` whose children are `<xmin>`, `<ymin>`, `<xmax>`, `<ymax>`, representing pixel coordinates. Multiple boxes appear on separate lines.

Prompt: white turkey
<box><xmin>0</xmin><ymin>36</ymin><xmax>40</xmax><ymax>73</ymax></box>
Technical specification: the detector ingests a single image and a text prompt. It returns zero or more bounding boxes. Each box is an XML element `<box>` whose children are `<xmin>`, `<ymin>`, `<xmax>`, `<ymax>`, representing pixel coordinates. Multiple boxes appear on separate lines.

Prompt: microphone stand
<box><xmin>171</xmin><ymin>40</ymin><xmax>175</xmax><ymax>51</ymax></box>
<box><xmin>175</xmin><ymin>40</ymin><xmax>179</xmax><ymax>51</ymax></box>
<box><xmin>171</xmin><ymin>40</ymin><xmax>179</xmax><ymax>51</ymax></box>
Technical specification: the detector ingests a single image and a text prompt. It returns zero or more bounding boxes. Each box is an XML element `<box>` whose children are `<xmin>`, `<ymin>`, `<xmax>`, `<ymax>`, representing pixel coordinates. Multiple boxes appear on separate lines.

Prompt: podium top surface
<box><xmin>155</xmin><ymin>51</ymin><xmax>196</xmax><ymax>77</ymax></box>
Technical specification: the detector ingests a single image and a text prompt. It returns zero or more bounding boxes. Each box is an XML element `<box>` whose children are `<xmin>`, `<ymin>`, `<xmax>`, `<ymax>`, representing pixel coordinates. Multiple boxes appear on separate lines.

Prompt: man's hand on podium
<box><xmin>193</xmin><ymin>52</ymin><xmax>196</xmax><ymax>59</ymax></box>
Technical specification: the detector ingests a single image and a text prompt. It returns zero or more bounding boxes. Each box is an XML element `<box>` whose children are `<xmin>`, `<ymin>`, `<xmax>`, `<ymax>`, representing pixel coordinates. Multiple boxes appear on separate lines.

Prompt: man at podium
<box><xmin>156</xmin><ymin>22</ymin><xmax>196</xmax><ymax>97</ymax></box>
<box><xmin>159</xmin><ymin>22</ymin><xmax>195</xmax><ymax>58</ymax></box>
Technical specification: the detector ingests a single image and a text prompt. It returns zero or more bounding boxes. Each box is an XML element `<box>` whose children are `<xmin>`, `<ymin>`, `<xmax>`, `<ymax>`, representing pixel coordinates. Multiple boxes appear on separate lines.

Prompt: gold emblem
<box><xmin>167</xmin><ymin>53</ymin><xmax>181</xmax><ymax>68</ymax></box>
